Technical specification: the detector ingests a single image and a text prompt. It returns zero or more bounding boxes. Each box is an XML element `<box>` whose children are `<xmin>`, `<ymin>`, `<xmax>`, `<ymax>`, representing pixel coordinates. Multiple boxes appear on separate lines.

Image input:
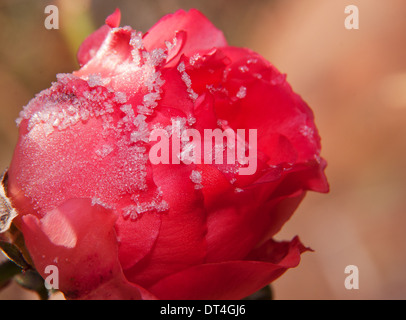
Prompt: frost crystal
<box><xmin>95</xmin><ymin>145</ymin><xmax>114</xmax><ymax>158</ymax></box>
<box><xmin>180</xmin><ymin>142</ymin><xmax>196</xmax><ymax>163</ymax></box>
<box><xmin>177</xmin><ymin>62</ymin><xmax>199</xmax><ymax>102</ymax></box>
<box><xmin>16</xmin><ymin>74</ymin><xmax>120</xmax><ymax>135</ymax></box>
<box><xmin>236</xmin><ymin>86</ymin><xmax>247</xmax><ymax>99</ymax></box>
<box><xmin>187</xmin><ymin>115</ymin><xmax>196</xmax><ymax>126</ymax></box>
<box><xmin>114</xmin><ymin>91</ymin><xmax>127</xmax><ymax>103</ymax></box>
<box><xmin>189</xmin><ymin>53</ymin><xmax>201</xmax><ymax>66</ymax></box>
<box><xmin>299</xmin><ymin>125</ymin><xmax>314</xmax><ymax>137</ymax></box>
<box><xmin>122</xmin><ymin>188</ymin><xmax>169</xmax><ymax>220</ymax></box>
<box><xmin>165</xmin><ymin>36</ymin><xmax>178</xmax><ymax>51</ymax></box>
<box><xmin>246</xmin><ymin>58</ymin><xmax>258</xmax><ymax>65</ymax></box>
<box><xmin>91</xmin><ymin>197</ymin><xmax>112</xmax><ymax>209</ymax></box>
<box><xmin>238</xmin><ymin>65</ymin><xmax>249</xmax><ymax>73</ymax></box>
<box><xmin>190</xmin><ymin>170</ymin><xmax>203</xmax><ymax>190</ymax></box>
<box><xmin>130</xmin><ymin>115</ymin><xmax>150</xmax><ymax>143</ymax></box>
<box><xmin>130</xmin><ymin>31</ymin><xmax>144</xmax><ymax>65</ymax></box>
<box><xmin>171</xmin><ymin>117</ymin><xmax>188</xmax><ymax>138</ymax></box>
<box><xmin>88</xmin><ymin>74</ymin><xmax>104</xmax><ymax>87</ymax></box>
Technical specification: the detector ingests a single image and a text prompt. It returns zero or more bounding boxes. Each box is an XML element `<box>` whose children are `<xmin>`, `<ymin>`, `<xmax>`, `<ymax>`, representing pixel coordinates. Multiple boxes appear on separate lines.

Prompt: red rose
<box><xmin>6</xmin><ymin>9</ymin><xmax>328</xmax><ymax>299</ymax></box>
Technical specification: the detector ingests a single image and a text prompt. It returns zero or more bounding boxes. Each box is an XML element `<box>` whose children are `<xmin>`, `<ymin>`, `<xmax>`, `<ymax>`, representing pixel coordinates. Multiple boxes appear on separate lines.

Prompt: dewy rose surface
<box><xmin>5</xmin><ymin>8</ymin><xmax>328</xmax><ymax>299</ymax></box>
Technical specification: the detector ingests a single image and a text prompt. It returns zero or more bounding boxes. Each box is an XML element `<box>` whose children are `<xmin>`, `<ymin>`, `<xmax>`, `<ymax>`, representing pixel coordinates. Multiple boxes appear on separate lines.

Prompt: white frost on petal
<box><xmin>238</xmin><ymin>65</ymin><xmax>249</xmax><ymax>73</ymax></box>
<box><xmin>190</xmin><ymin>170</ymin><xmax>203</xmax><ymax>190</ymax></box>
<box><xmin>189</xmin><ymin>53</ymin><xmax>201</xmax><ymax>66</ymax></box>
<box><xmin>88</xmin><ymin>74</ymin><xmax>104</xmax><ymax>87</ymax></box>
<box><xmin>122</xmin><ymin>187</ymin><xmax>169</xmax><ymax>220</ymax></box>
<box><xmin>234</xmin><ymin>188</ymin><xmax>244</xmax><ymax>193</ymax></box>
<box><xmin>95</xmin><ymin>144</ymin><xmax>114</xmax><ymax>158</ymax></box>
<box><xmin>177</xmin><ymin>62</ymin><xmax>198</xmax><ymax>102</ymax></box>
<box><xmin>91</xmin><ymin>197</ymin><xmax>113</xmax><ymax>209</ymax></box>
<box><xmin>114</xmin><ymin>91</ymin><xmax>127</xmax><ymax>103</ymax></box>
<box><xmin>15</xmin><ymin>26</ymin><xmax>175</xmax><ymax>224</ymax></box>
<box><xmin>236</xmin><ymin>86</ymin><xmax>247</xmax><ymax>99</ymax></box>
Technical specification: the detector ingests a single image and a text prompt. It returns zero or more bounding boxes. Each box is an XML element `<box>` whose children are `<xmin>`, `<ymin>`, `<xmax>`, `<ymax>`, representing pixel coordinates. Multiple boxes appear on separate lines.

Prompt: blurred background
<box><xmin>0</xmin><ymin>0</ymin><xmax>405</xmax><ymax>299</ymax></box>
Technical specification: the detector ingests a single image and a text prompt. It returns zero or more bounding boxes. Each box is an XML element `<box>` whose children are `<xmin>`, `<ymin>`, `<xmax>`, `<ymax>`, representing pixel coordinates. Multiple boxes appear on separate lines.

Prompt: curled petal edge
<box><xmin>20</xmin><ymin>198</ymin><xmax>155</xmax><ymax>300</ymax></box>
<box><xmin>149</xmin><ymin>236</ymin><xmax>309</xmax><ymax>300</ymax></box>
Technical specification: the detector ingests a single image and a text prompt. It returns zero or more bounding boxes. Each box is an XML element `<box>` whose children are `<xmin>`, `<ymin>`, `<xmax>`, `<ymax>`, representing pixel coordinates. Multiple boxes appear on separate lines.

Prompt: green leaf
<box><xmin>243</xmin><ymin>285</ymin><xmax>273</xmax><ymax>300</ymax></box>
<box><xmin>0</xmin><ymin>260</ymin><xmax>22</xmax><ymax>290</ymax></box>
<box><xmin>14</xmin><ymin>269</ymin><xmax>49</xmax><ymax>300</ymax></box>
<box><xmin>0</xmin><ymin>241</ymin><xmax>30</xmax><ymax>269</ymax></box>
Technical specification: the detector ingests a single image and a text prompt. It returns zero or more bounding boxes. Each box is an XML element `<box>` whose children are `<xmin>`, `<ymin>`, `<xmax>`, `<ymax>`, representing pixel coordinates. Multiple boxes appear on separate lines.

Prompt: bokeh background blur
<box><xmin>0</xmin><ymin>0</ymin><xmax>405</xmax><ymax>300</ymax></box>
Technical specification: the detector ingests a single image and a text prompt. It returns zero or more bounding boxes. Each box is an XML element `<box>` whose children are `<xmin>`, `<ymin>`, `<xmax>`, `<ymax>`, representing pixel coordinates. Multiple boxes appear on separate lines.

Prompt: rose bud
<box><xmin>5</xmin><ymin>8</ymin><xmax>328</xmax><ymax>299</ymax></box>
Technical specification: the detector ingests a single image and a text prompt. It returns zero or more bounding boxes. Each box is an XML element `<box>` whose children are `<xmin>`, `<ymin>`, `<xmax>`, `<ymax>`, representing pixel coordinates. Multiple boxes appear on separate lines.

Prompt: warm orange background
<box><xmin>0</xmin><ymin>0</ymin><xmax>405</xmax><ymax>300</ymax></box>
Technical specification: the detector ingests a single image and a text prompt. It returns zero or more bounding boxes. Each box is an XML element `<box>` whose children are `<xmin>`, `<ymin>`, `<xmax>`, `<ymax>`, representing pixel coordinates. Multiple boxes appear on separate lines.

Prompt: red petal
<box><xmin>79</xmin><ymin>277</ymin><xmax>157</xmax><ymax>300</ymax></box>
<box><xmin>155</xmin><ymin>63</ymin><xmax>195</xmax><ymax>117</ymax></box>
<box><xmin>182</xmin><ymin>49</ymin><xmax>231</xmax><ymax>95</ymax></box>
<box><xmin>105</xmin><ymin>8</ymin><xmax>121</xmax><ymax>28</ymax></box>
<box><xmin>253</xmin><ymin>190</ymin><xmax>307</xmax><ymax>247</ymax></box>
<box><xmin>247</xmin><ymin>236</ymin><xmax>312</xmax><ymax>263</ymax></box>
<box><xmin>77</xmin><ymin>9</ymin><xmax>122</xmax><ymax>67</ymax></box>
<box><xmin>123</xmin><ymin>164</ymin><xmax>208</xmax><ymax>288</ymax></box>
<box><xmin>143</xmin><ymin>9</ymin><xmax>227</xmax><ymax>59</ymax></box>
<box><xmin>206</xmin><ymin>47</ymin><xmax>329</xmax><ymax>194</ymax></box>
<box><xmin>77</xmin><ymin>25</ymin><xmax>110</xmax><ymax>67</ymax></box>
<box><xmin>116</xmin><ymin>207</ymin><xmax>162</xmax><ymax>270</ymax></box>
<box><xmin>164</xmin><ymin>31</ymin><xmax>186</xmax><ymax>66</ymax></box>
<box><xmin>203</xmin><ymin>172</ymin><xmax>303</xmax><ymax>262</ymax></box>
<box><xmin>149</xmin><ymin>237</ymin><xmax>309</xmax><ymax>300</ymax></box>
<box><xmin>76</xmin><ymin>27</ymin><xmax>133</xmax><ymax>78</ymax></box>
<box><xmin>21</xmin><ymin>198</ymin><xmax>151</xmax><ymax>299</ymax></box>
<box><xmin>214</xmin><ymin>47</ymin><xmax>321</xmax><ymax>163</ymax></box>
